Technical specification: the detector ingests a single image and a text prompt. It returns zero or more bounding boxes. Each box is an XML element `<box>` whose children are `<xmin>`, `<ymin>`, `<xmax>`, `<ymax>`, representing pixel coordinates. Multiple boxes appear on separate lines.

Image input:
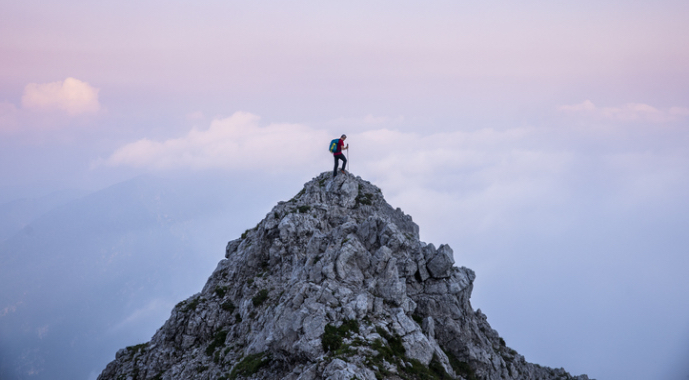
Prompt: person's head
<box><xmin>341</xmin><ymin>134</ymin><xmax>347</xmax><ymax>140</ymax></box>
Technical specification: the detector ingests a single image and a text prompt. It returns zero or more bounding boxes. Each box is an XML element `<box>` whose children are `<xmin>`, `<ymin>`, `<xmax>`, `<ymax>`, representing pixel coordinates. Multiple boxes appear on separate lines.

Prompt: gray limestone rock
<box><xmin>97</xmin><ymin>172</ymin><xmax>593</xmax><ymax>380</ymax></box>
<box><xmin>426</xmin><ymin>244</ymin><xmax>455</xmax><ymax>278</ymax></box>
<box><xmin>225</xmin><ymin>238</ymin><xmax>241</xmax><ymax>258</ymax></box>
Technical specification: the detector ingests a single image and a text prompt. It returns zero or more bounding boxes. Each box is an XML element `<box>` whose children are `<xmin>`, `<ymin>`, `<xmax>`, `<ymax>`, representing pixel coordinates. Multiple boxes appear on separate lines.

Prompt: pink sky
<box><xmin>1</xmin><ymin>2</ymin><xmax>689</xmax><ymax>380</ymax></box>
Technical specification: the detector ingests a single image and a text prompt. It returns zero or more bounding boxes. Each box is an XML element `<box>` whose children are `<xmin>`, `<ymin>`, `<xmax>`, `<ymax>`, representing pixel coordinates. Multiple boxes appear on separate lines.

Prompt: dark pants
<box><xmin>333</xmin><ymin>153</ymin><xmax>347</xmax><ymax>176</ymax></box>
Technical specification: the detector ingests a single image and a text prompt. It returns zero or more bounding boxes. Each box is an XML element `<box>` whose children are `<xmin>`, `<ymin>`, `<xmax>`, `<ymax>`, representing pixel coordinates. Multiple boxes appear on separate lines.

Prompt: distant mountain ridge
<box><xmin>98</xmin><ymin>172</ymin><xmax>592</xmax><ymax>380</ymax></box>
<box><xmin>0</xmin><ymin>189</ymin><xmax>87</xmax><ymax>242</ymax></box>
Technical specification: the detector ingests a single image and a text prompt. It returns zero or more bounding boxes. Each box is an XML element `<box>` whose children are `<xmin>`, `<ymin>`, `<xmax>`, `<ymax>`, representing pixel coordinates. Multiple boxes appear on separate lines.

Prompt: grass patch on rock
<box><xmin>366</xmin><ymin>327</ymin><xmax>452</xmax><ymax>380</ymax></box>
<box><xmin>375</xmin><ymin>326</ymin><xmax>405</xmax><ymax>359</ymax></box>
<box><xmin>229</xmin><ymin>352</ymin><xmax>272</xmax><ymax>380</ymax></box>
<box><xmin>221</xmin><ymin>301</ymin><xmax>235</xmax><ymax>313</ymax></box>
<box><xmin>252</xmin><ymin>289</ymin><xmax>269</xmax><ymax>307</ymax></box>
<box><xmin>176</xmin><ymin>297</ymin><xmax>204</xmax><ymax>313</ymax></box>
<box><xmin>400</xmin><ymin>355</ymin><xmax>450</xmax><ymax>380</ymax></box>
<box><xmin>215</xmin><ymin>286</ymin><xmax>228</xmax><ymax>298</ymax></box>
<box><xmin>126</xmin><ymin>343</ymin><xmax>147</xmax><ymax>356</ymax></box>
<box><xmin>205</xmin><ymin>330</ymin><xmax>228</xmax><ymax>356</ymax></box>
<box><xmin>355</xmin><ymin>184</ymin><xmax>373</xmax><ymax>206</ymax></box>
<box><xmin>442</xmin><ymin>348</ymin><xmax>477</xmax><ymax>380</ymax></box>
<box><xmin>322</xmin><ymin>319</ymin><xmax>360</xmax><ymax>353</ymax></box>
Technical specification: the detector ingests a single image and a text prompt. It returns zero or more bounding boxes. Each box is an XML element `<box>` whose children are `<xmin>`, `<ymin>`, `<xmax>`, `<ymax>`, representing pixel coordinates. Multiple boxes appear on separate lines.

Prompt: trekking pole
<box><xmin>347</xmin><ymin>146</ymin><xmax>350</xmax><ymax>172</ymax></box>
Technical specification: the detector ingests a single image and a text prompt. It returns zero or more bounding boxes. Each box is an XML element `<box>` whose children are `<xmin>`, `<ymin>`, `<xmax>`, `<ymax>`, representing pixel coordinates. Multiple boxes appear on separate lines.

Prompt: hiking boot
<box><xmin>340</xmin><ymin>170</ymin><xmax>346</xmax><ymax>174</ymax></box>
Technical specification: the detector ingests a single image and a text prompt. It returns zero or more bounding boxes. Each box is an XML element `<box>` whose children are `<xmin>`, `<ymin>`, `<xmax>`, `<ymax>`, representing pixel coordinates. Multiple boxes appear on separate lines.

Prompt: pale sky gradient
<box><xmin>1</xmin><ymin>1</ymin><xmax>688</xmax><ymax>380</ymax></box>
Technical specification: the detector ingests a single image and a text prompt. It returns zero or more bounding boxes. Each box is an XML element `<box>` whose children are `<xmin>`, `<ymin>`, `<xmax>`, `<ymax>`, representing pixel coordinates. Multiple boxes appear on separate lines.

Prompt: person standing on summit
<box><xmin>332</xmin><ymin>134</ymin><xmax>348</xmax><ymax>177</ymax></box>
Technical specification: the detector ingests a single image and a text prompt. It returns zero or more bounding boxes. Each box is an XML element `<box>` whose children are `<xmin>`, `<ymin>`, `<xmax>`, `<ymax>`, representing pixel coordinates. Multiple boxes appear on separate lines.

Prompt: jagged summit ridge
<box><xmin>98</xmin><ymin>172</ymin><xmax>591</xmax><ymax>380</ymax></box>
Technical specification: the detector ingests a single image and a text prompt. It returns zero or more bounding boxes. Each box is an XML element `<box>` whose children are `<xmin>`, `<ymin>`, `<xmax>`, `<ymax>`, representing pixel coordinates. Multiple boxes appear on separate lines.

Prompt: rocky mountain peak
<box><xmin>98</xmin><ymin>172</ymin><xmax>591</xmax><ymax>380</ymax></box>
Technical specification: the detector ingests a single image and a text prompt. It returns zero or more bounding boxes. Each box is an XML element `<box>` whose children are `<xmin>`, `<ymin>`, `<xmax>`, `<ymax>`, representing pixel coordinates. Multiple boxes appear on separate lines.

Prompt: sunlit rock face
<box><xmin>98</xmin><ymin>172</ymin><xmax>592</xmax><ymax>380</ymax></box>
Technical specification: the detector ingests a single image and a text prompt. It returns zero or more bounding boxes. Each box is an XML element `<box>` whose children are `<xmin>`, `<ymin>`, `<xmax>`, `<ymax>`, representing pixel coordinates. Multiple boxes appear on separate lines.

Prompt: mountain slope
<box><xmin>98</xmin><ymin>172</ymin><xmax>591</xmax><ymax>380</ymax></box>
<box><xmin>0</xmin><ymin>189</ymin><xmax>87</xmax><ymax>242</ymax></box>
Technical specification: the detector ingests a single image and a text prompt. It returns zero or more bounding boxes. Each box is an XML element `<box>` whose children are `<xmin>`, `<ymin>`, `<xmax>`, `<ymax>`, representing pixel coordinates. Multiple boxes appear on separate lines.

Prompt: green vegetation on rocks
<box><xmin>229</xmin><ymin>352</ymin><xmax>272</xmax><ymax>380</ymax></box>
<box><xmin>355</xmin><ymin>184</ymin><xmax>373</xmax><ymax>206</ymax></box>
<box><xmin>126</xmin><ymin>343</ymin><xmax>147</xmax><ymax>356</ymax></box>
<box><xmin>322</xmin><ymin>319</ymin><xmax>360</xmax><ymax>352</ymax></box>
<box><xmin>252</xmin><ymin>289</ymin><xmax>269</xmax><ymax>307</ymax></box>
<box><xmin>221</xmin><ymin>300</ymin><xmax>235</xmax><ymax>313</ymax></box>
<box><xmin>205</xmin><ymin>330</ymin><xmax>228</xmax><ymax>356</ymax></box>
<box><xmin>442</xmin><ymin>348</ymin><xmax>478</xmax><ymax>380</ymax></box>
<box><xmin>215</xmin><ymin>286</ymin><xmax>228</xmax><ymax>298</ymax></box>
<box><xmin>177</xmin><ymin>296</ymin><xmax>204</xmax><ymax>313</ymax></box>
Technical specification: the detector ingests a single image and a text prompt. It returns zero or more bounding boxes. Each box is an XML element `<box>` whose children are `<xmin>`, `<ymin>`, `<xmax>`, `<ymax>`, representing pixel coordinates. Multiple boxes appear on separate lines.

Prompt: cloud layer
<box><xmin>0</xmin><ymin>78</ymin><xmax>102</xmax><ymax>135</ymax></box>
<box><xmin>104</xmin><ymin>112</ymin><xmax>329</xmax><ymax>172</ymax></box>
<box><xmin>22</xmin><ymin>77</ymin><xmax>100</xmax><ymax>116</ymax></box>
<box><xmin>104</xmin><ymin>110</ymin><xmax>688</xmax><ymax>230</ymax></box>
<box><xmin>558</xmin><ymin>100</ymin><xmax>689</xmax><ymax>123</ymax></box>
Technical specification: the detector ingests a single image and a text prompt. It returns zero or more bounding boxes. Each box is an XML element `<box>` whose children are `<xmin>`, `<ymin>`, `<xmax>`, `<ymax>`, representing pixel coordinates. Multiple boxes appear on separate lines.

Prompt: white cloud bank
<box><xmin>558</xmin><ymin>100</ymin><xmax>689</xmax><ymax>123</ymax></box>
<box><xmin>0</xmin><ymin>78</ymin><xmax>101</xmax><ymax>134</ymax></box>
<box><xmin>348</xmin><ymin>127</ymin><xmax>577</xmax><ymax>237</ymax></box>
<box><xmin>103</xmin><ymin>110</ymin><xmax>686</xmax><ymax>238</ymax></box>
<box><xmin>104</xmin><ymin>112</ymin><xmax>329</xmax><ymax>172</ymax></box>
<box><xmin>22</xmin><ymin>77</ymin><xmax>100</xmax><ymax>115</ymax></box>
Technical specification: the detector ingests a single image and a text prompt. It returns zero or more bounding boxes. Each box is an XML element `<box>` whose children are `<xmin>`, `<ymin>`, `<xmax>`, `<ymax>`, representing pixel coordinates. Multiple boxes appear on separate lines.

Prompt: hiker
<box><xmin>332</xmin><ymin>134</ymin><xmax>348</xmax><ymax>177</ymax></box>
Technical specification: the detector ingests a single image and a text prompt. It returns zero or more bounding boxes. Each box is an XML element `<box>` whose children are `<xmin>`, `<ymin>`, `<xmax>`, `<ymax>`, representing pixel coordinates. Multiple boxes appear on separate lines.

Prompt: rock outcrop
<box><xmin>98</xmin><ymin>172</ymin><xmax>592</xmax><ymax>380</ymax></box>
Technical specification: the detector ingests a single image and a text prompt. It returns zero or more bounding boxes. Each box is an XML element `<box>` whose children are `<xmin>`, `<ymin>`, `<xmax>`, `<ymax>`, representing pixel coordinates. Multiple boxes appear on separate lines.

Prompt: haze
<box><xmin>1</xmin><ymin>2</ymin><xmax>688</xmax><ymax>380</ymax></box>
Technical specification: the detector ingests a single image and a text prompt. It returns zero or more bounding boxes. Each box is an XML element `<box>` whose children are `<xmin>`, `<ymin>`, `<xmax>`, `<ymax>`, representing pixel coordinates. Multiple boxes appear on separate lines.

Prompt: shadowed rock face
<box><xmin>97</xmin><ymin>172</ymin><xmax>592</xmax><ymax>380</ymax></box>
